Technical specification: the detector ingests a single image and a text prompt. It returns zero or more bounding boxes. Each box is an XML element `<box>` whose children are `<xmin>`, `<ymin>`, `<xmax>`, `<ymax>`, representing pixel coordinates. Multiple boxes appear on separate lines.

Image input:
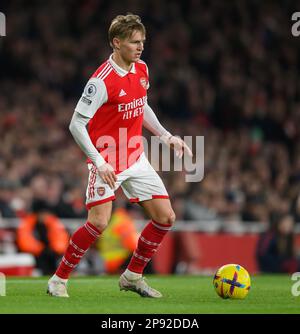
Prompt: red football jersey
<box><xmin>75</xmin><ymin>56</ymin><xmax>149</xmax><ymax>174</ymax></box>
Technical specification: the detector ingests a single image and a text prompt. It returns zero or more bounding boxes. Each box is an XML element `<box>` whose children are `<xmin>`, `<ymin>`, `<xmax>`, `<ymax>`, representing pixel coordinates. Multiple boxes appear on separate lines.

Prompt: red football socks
<box><xmin>127</xmin><ymin>220</ymin><xmax>172</xmax><ymax>274</ymax></box>
<box><xmin>55</xmin><ymin>222</ymin><xmax>101</xmax><ymax>279</ymax></box>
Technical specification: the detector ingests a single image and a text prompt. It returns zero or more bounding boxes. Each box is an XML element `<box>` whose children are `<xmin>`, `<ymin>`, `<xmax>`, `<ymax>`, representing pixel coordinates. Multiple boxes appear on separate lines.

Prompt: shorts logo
<box><xmin>140</xmin><ymin>77</ymin><xmax>147</xmax><ymax>89</ymax></box>
<box><xmin>97</xmin><ymin>187</ymin><xmax>106</xmax><ymax>197</ymax></box>
<box><xmin>84</xmin><ymin>83</ymin><xmax>97</xmax><ymax>97</ymax></box>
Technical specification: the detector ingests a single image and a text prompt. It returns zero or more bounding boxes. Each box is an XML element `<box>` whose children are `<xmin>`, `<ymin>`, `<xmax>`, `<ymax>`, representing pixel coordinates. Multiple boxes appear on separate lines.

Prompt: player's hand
<box><xmin>162</xmin><ymin>135</ymin><xmax>193</xmax><ymax>159</ymax></box>
<box><xmin>97</xmin><ymin>163</ymin><xmax>117</xmax><ymax>189</ymax></box>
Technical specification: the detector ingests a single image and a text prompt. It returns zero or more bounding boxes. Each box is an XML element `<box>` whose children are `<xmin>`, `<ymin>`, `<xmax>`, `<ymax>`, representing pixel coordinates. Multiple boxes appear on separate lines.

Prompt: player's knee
<box><xmin>87</xmin><ymin>203</ymin><xmax>112</xmax><ymax>232</ymax></box>
<box><xmin>155</xmin><ymin>210</ymin><xmax>176</xmax><ymax>226</ymax></box>
<box><xmin>88</xmin><ymin>210</ymin><xmax>110</xmax><ymax>232</ymax></box>
<box><xmin>88</xmin><ymin>218</ymin><xmax>109</xmax><ymax>233</ymax></box>
<box><xmin>168</xmin><ymin>211</ymin><xmax>176</xmax><ymax>226</ymax></box>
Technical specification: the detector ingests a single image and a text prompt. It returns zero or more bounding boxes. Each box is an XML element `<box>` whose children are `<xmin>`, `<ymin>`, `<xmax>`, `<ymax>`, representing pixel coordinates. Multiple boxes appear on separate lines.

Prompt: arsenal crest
<box><xmin>97</xmin><ymin>187</ymin><xmax>105</xmax><ymax>197</ymax></box>
<box><xmin>140</xmin><ymin>77</ymin><xmax>147</xmax><ymax>89</ymax></box>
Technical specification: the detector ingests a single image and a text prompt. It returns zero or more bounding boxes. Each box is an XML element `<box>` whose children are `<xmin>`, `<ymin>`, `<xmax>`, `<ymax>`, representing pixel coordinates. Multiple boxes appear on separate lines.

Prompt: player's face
<box><xmin>119</xmin><ymin>30</ymin><xmax>145</xmax><ymax>63</ymax></box>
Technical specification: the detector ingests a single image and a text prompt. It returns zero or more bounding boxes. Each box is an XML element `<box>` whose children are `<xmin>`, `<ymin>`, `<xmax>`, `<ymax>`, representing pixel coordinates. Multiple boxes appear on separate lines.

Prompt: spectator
<box><xmin>16</xmin><ymin>199</ymin><xmax>69</xmax><ymax>275</ymax></box>
<box><xmin>256</xmin><ymin>213</ymin><xmax>300</xmax><ymax>273</ymax></box>
<box><xmin>97</xmin><ymin>206</ymin><xmax>141</xmax><ymax>275</ymax></box>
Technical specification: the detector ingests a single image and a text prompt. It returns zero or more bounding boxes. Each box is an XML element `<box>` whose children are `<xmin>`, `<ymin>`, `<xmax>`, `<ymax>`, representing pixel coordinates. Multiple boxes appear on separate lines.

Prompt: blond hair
<box><xmin>108</xmin><ymin>14</ymin><xmax>146</xmax><ymax>49</ymax></box>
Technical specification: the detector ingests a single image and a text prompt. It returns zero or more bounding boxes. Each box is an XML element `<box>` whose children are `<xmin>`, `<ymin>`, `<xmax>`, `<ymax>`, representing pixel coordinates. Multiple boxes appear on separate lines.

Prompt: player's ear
<box><xmin>113</xmin><ymin>37</ymin><xmax>121</xmax><ymax>50</ymax></box>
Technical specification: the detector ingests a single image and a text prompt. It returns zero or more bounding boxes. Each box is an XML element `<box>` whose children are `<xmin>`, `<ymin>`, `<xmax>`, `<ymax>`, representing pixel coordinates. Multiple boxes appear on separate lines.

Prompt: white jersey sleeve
<box><xmin>75</xmin><ymin>77</ymin><xmax>108</xmax><ymax>118</ymax></box>
<box><xmin>143</xmin><ymin>103</ymin><xmax>171</xmax><ymax>137</ymax></box>
<box><xmin>69</xmin><ymin>111</ymin><xmax>106</xmax><ymax>168</ymax></box>
<box><xmin>144</xmin><ymin>62</ymin><xmax>150</xmax><ymax>90</ymax></box>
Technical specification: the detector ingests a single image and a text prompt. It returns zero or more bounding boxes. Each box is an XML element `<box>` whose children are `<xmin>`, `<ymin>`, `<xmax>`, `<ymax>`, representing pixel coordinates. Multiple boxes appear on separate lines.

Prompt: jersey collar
<box><xmin>109</xmin><ymin>54</ymin><xmax>136</xmax><ymax>77</ymax></box>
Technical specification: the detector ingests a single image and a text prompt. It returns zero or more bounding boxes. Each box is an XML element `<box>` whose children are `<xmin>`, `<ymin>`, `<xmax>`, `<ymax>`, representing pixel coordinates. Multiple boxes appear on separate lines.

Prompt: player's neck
<box><xmin>112</xmin><ymin>53</ymin><xmax>133</xmax><ymax>72</ymax></box>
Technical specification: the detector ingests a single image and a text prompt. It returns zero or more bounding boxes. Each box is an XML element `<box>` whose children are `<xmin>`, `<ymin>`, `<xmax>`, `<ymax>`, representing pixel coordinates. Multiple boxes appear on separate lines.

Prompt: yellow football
<box><xmin>213</xmin><ymin>264</ymin><xmax>251</xmax><ymax>299</ymax></box>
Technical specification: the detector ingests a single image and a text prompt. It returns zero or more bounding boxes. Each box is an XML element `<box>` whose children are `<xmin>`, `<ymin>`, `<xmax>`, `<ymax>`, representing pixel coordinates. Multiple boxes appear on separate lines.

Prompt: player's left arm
<box><xmin>143</xmin><ymin>103</ymin><xmax>193</xmax><ymax>158</ymax></box>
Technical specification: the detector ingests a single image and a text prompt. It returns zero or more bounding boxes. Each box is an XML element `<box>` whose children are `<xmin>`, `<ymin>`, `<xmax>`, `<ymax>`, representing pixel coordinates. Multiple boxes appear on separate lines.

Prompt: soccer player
<box><xmin>47</xmin><ymin>14</ymin><xmax>192</xmax><ymax>298</ymax></box>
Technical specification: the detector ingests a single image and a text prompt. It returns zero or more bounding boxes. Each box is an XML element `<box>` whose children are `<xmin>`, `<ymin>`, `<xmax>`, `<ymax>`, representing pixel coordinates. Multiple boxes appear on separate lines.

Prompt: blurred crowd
<box><xmin>0</xmin><ymin>0</ymin><xmax>300</xmax><ymax>227</ymax></box>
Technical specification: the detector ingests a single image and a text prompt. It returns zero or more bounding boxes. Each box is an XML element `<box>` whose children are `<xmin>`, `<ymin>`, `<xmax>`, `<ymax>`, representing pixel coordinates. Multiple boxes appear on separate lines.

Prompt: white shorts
<box><xmin>86</xmin><ymin>153</ymin><xmax>169</xmax><ymax>209</ymax></box>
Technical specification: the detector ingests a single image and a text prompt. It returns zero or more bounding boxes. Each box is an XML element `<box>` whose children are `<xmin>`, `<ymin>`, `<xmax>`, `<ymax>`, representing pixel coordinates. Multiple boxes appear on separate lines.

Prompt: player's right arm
<box><xmin>69</xmin><ymin>78</ymin><xmax>117</xmax><ymax>189</ymax></box>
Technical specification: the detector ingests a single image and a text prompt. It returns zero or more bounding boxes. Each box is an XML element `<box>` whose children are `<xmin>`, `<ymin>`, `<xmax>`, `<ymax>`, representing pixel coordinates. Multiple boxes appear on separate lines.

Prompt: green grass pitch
<box><xmin>0</xmin><ymin>275</ymin><xmax>299</xmax><ymax>314</ymax></box>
